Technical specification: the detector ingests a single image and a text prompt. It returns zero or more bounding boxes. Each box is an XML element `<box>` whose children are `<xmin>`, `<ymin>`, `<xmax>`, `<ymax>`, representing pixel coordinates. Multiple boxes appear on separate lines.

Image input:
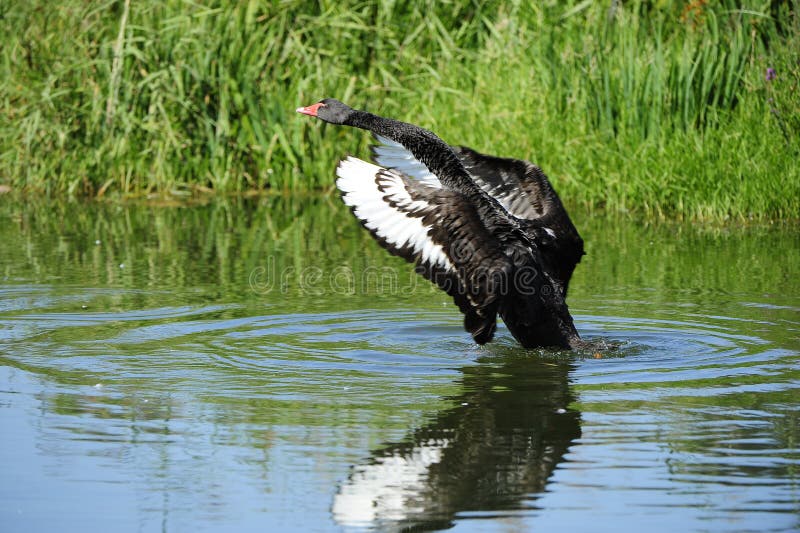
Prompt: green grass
<box><xmin>1</xmin><ymin>0</ymin><xmax>798</xmax><ymax>221</ymax></box>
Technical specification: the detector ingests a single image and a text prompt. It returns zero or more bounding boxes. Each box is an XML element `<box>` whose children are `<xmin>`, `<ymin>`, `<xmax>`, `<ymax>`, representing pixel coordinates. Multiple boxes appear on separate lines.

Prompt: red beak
<box><xmin>296</xmin><ymin>102</ymin><xmax>324</xmax><ymax>117</ymax></box>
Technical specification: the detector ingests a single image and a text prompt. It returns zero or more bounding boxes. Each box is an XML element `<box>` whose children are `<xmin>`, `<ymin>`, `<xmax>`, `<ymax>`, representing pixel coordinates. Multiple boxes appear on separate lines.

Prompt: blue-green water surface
<box><xmin>0</xmin><ymin>197</ymin><xmax>798</xmax><ymax>532</ymax></box>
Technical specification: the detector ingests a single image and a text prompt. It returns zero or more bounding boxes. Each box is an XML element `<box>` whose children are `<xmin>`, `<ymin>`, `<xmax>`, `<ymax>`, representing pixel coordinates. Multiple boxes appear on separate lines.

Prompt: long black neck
<box><xmin>346</xmin><ymin>110</ymin><xmax>476</xmax><ymax>191</ymax></box>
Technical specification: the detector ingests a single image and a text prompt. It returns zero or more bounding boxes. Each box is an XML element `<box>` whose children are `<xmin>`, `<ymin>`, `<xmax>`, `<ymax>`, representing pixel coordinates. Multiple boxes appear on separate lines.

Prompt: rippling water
<box><xmin>0</xmin><ymin>199</ymin><xmax>798</xmax><ymax>532</ymax></box>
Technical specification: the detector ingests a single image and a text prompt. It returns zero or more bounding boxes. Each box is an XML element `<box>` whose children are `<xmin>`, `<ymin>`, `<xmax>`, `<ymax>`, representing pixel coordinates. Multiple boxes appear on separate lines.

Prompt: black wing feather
<box><xmin>336</xmin><ymin>158</ymin><xmax>514</xmax><ymax>344</ymax></box>
<box><xmin>454</xmin><ymin>146</ymin><xmax>584</xmax><ymax>293</ymax></box>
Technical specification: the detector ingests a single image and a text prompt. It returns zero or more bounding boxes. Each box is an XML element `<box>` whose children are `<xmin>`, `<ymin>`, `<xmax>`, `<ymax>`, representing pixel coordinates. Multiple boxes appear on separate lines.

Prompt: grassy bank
<box><xmin>2</xmin><ymin>1</ymin><xmax>798</xmax><ymax>220</ymax></box>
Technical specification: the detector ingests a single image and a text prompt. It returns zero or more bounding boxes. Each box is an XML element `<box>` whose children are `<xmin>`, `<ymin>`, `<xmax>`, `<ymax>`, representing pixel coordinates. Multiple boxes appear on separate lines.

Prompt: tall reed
<box><xmin>1</xmin><ymin>0</ymin><xmax>797</xmax><ymax>220</ymax></box>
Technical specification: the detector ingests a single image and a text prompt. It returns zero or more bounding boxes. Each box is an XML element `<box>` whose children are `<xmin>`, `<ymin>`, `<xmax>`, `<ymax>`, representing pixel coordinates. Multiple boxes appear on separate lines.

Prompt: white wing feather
<box><xmin>336</xmin><ymin>157</ymin><xmax>453</xmax><ymax>271</ymax></box>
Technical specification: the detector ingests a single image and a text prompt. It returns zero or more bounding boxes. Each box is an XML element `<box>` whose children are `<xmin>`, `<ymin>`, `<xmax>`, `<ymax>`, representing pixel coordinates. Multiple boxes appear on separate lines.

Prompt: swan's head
<box><xmin>296</xmin><ymin>98</ymin><xmax>353</xmax><ymax>125</ymax></box>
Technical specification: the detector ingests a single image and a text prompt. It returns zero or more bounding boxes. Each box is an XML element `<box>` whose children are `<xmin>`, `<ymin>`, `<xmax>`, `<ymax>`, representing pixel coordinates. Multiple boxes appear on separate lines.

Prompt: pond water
<box><xmin>0</xmin><ymin>197</ymin><xmax>798</xmax><ymax>532</ymax></box>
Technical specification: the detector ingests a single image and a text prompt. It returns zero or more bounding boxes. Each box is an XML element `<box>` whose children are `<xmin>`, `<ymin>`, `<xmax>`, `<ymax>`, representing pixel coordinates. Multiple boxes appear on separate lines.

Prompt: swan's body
<box><xmin>297</xmin><ymin>99</ymin><xmax>584</xmax><ymax>349</ymax></box>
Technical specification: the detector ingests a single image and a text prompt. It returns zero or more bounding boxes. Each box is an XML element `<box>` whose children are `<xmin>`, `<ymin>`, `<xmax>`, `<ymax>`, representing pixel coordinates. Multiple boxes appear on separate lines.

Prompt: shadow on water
<box><xmin>332</xmin><ymin>352</ymin><xmax>580</xmax><ymax>531</ymax></box>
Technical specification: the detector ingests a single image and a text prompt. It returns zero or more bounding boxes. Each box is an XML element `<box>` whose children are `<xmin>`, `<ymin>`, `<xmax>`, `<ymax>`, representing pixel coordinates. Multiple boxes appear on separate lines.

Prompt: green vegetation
<box><xmin>1</xmin><ymin>1</ymin><xmax>798</xmax><ymax>220</ymax></box>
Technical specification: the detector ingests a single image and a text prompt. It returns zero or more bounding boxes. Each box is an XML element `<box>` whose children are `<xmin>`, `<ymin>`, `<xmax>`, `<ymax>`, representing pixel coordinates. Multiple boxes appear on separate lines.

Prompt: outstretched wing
<box><xmin>453</xmin><ymin>146</ymin><xmax>584</xmax><ymax>291</ymax></box>
<box><xmin>370</xmin><ymin>134</ymin><xmax>569</xmax><ymax>224</ymax></box>
<box><xmin>369</xmin><ymin>136</ymin><xmax>584</xmax><ymax>290</ymax></box>
<box><xmin>452</xmin><ymin>146</ymin><xmax>557</xmax><ymax>221</ymax></box>
<box><xmin>336</xmin><ymin>156</ymin><xmax>513</xmax><ymax>344</ymax></box>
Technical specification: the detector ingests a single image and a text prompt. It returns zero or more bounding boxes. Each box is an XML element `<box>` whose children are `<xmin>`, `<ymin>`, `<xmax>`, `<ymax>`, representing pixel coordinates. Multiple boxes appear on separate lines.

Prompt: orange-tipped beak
<box><xmin>296</xmin><ymin>102</ymin><xmax>324</xmax><ymax>117</ymax></box>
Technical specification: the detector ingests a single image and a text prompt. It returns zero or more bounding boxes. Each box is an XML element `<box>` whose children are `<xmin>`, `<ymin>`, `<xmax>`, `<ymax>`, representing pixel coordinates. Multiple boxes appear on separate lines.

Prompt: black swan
<box><xmin>297</xmin><ymin>99</ymin><xmax>584</xmax><ymax>349</ymax></box>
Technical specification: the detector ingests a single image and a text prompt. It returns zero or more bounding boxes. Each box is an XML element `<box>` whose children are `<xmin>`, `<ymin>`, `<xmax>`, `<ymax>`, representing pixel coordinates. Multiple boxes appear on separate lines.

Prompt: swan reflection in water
<box><xmin>332</xmin><ymin>353</ymin><xmax>581</xmax><ymax>531</ymax></box>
